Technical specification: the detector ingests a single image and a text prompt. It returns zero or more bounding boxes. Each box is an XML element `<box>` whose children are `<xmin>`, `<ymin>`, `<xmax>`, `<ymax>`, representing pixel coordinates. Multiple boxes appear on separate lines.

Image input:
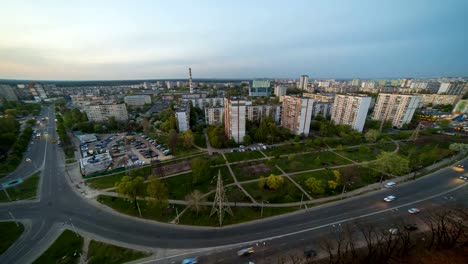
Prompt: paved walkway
<box><xmin>275</xmin><ymin>164</ymin><xmax>313</xmax><ymax>201</ymax></box>
<box><xmin>221</xmin><ymin>153</ymin><xmax>257</xmax><ymax>203</ymax></box>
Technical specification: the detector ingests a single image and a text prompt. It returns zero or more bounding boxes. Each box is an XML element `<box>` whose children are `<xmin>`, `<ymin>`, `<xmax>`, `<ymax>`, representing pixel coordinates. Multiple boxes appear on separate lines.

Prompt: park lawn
<box><xmin>231</xmin><ymin>161</ymin><xmax>282</xmax><ymax>182</ymax></box>
<box><xmin>86</xmin><ymin>172</ymin><xmax>127</xmax><ymax>190</ymax></box>
<box><xmin>291</xmin><ymin>170</ymin><xmax>338</xmax><ymax>198</ymax></box>
<box><xmin>206</xmin><ymin>185</ymin><xmax>251</xmax><ymax>203</ymax></box>
<box><xmin>224</xmin><ymin>150</ymin><xmax>265</xmax><ymax>163</ymax></box>
<box><xmin>86</xmin><ymin>240</ymin><xmax>151</xmax><ymax>264</ymax></box>
<box><xmin>163</xmin><ymin>166</ymin><xmax>233</xmax><ymax>200</ymax></box>
<box><xmin>33</xmin><ymin>230</ymin><xmax>83</xmax><ymax>264</ymax></box>
<box><xmin>335</xmin><ymin>143</ymin><xmax>396</xmax><ymax>163</ymax></box>
<box><xmin>275</xmin><ymin>151</ymin><xmax>351</xmax><ymax>173</ymax></box>
<box><xmin>0</xmin><ymin>222</ymin><xmax>24</xmax><ymax>254</ymax></box>
<box><xmin>0</xmin><ymin>173</ymin><xmax>40</xmax><ymax>202</ymax></box>
<box><xmin>97</xmin><ymin>195</ymin><xmax>182</xmax><ymax>223</ymax></box>
<box><xmin>178</xmin><ymin>206</ymin><xmax>299</xmax><ymax>226</ymax></box>
<box><xmin>263</xmin><ymin>143</ymin><xmax>315</xmax><ymax>157</ymax></box>
<box><xmin>376</xmin><ymin>142</ymin><xmax>397</xmax><ymax>152</ymax></box>
<box><xmin>209</xmin><ymin>154</ymin><xmax>227</xmax><ymax>166</ymax></box>
<box><xmin>242</xmin><ymin>179</ymin><xmax>304</xmax><ymax>203</ymax></box>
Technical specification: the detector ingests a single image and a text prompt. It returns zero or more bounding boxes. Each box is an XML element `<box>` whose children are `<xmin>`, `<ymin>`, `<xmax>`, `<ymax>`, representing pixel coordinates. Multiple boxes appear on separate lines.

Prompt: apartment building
<box><xmin>247</xmin><ymin>104</ymin><xmax>281</xmax><ymax>123</ymax></box>
<box><xmin>191</xmin><ymin>97</ymin><xmax>224</xmax><ymax>110</ymax></box>
<box><xmin>175</xmin><ymin>102</ymin><xmax>190</xmax><ymax>132</ymax></box>
<box><xmin>274</xmin><ymin>85</ymin><xmax>287</xmax><ymax>102</ymax></box>
<box><xmin>418</xmin><ymin>94</ymin><xmax>462</xmax><ymax>107</ymax></box>
<box><xmin>303</xmin><ymin>93</ymin><xmax>334</xmax><ymax>118</ymax></box>
<box><xmin>298</xmin><ymin>75</ymin><xmax>309</xmax><ymax>91</ymax></box>
<box><xmin>124</xmin><ymin>95</ymin><xmax>151</xmax><ymax>107</ymax></box>
<box><xmin>249</xmin><ymin>80</ymin><xmax>272</xmax><ymax>97</ymax></box>
<box><xmin>224</xmin><ymin>98</ymin><xmax>249</xmax><ymax>143</ymax></box>
<box><xmin>372</xmin><ymin>93</ymin><xmax>420</xmax><ymax>128</ymax></box>
<box><xmin>85</xmin><ymin>103</ymin><xmax>129</xmax><ymax>122</ymax></box>
<box><xmin>205</xmin><ymin>106</ymin><xmax>224</xmax><ymax>125</ymax></box>
<box><xmin>331</xmin><ymin>94</ymin><xmax>371</xmax><ymax>132</ymax></box>
<box><xmin>437</xmin><ymin>82</ymin><xmax>467</xmax><ymax>95</ymax></box>
<box><xmin>281</xmin><ymin>95</ymin><xmax>314</xmax><ymax>136</ymax></box>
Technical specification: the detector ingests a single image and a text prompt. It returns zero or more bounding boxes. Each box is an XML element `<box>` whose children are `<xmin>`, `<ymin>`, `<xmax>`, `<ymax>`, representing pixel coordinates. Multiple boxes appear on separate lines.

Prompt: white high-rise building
<box><xmin>372</xmin><ymin>94</ymin><xmax>420</xmax><ymax>128</ymax></box>
<box><xmin>298</xmin><ymin>75</ymin><xmax>309</xmax><ymax>91</ymax></box>
<box><xmin>175</xmin><ymin>102</ymin><xmax>190</xmax><ymax>132</ymax></box>
<box><xmin>437</xmin><ymin>82</ymin><xmax>467</xmax><ymax>95</ymax></box>
<box><xmin>331</xmin><ymin>94</ymin><xmax>371</xmax><ymax>132</ymax></box>
<box><xmin>224</xmin><ymin>98</ymin><xmax>249</xmax><ymax>143</ymax></box>
<box><xmin>246</xmin><ymin>104</ymin><xmax>281</xmax><ymax>123</ymax></box>
<box><xmin>303</xmin><ymin>93</ymin><xmax>334</xmax><ymax>118</ymax></box>
<box><xmin>205</xmin><ymin>106</ymin><xmax>224</xmax><ymax>125</ymax></box>
<box><xmin>274</xmin><ymin>85</ymin><xmax>287</xmax><ymax>101</ymax></box>
<box><xmin>281</xmin><ymin>95</ymin><xmax>314</xmax><ymax>136</ymax></box>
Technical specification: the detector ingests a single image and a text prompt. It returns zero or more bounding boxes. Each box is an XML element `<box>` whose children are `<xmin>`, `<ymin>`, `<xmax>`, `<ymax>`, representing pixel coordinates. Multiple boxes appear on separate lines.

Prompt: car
<box><xmin>181</xmin><ymin>257</ymin><xmax>198</xmax><ymax>264</ymax></box>
<box><xmin>384</xmin><ymin>195</ymin><xmax>396</xmax><ymax>202</ymax></box>
<box><xmin>408</xmin><ymin>208</ymin><xmax>420</xmax><ymax>214</ymax></box>
<box><xmin>388</xmin><ymin>228</ymin><xmax>399</xmax><ymax>235</ymax></box>
<box><xmin>457</xmin><ymin>164</ymin><xmax>464</xmax><ymax>168</ymax></box>
<box><xmin>384</xmin><ymin>182</ymin><xmax>396</xmax><ymax>188</ymax></box>
<box><xmin>459</xmin><ymin>175</ymin><xmax>468</xmax><ymax>180</ymax></box>
<box><xmin>237</xmin><ymin>247</ymin><xmax>254</xmax><ymax>256</ymax></box>
<box><xmin>404</xmin><ymin>224</ymin><xmax>418</xmax><ymax>231</ymax></box>
<box><xmin>26</xmin><ymin>158</ymin><xmax>32</xmax><ymax>162</ymax></box>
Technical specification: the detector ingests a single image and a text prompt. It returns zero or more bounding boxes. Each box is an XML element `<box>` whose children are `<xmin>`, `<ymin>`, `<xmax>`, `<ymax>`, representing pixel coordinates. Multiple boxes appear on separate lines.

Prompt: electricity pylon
<box><xmin>210</xmin><ymin>170</ymin><xmax>233</xmax><ymax>226</ymax></box>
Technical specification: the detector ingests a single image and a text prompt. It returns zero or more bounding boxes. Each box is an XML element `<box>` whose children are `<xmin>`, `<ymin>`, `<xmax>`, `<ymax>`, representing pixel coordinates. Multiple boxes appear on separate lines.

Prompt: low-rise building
<box><xmin>124</xmin><ymin>95</ymin><xmax>151</xmax><ymax>107</ymax></box>
<box><xmin>79</xmin><ymin>151</ymin><xmax>112</xmax><ymax>175</ymax></box>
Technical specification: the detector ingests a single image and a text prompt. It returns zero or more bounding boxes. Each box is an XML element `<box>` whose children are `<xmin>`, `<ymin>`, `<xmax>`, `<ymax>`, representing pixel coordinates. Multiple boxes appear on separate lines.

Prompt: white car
<box><xmin>26</xmin><ymin>158</ymin><xmax>32</xmax><ymax>162</ymax></box>
<box><xmin>237</xmin><ymin>247</ymin><xmax>254</xmax><ymax>256</ymax></box>
<box><xmin>408</xmin><ymin>208</ymin><xmax>420</xmax><ymax>214</ymax></box>
<box><xmin>384</xmin><ymin>182</ymin><xmax>396</xmax><ymax>188</ymax></box>
<box><xmin>384</xmin><ymin>195</ymin><xmax>396</xmax><ymax>202</ymax></box>
<box><xmin>389</xmin><ymin>228</ymin><xmax>399</xmax><ymax>235</ymax></box>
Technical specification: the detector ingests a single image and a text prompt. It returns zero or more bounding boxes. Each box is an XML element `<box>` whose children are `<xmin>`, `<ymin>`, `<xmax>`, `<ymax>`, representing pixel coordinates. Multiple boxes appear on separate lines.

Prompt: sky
<box><xmin>0</xmin><ymin>0</ymin><xmax>467</xmax><ymax>80</ymax></box>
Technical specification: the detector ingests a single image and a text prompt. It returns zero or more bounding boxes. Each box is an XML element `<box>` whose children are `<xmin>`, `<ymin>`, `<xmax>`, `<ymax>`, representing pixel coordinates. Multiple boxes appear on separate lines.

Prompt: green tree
<box><xmin>359</xmin><ymin>145</ymin><xmax>370</xmax><ymax>153</ymax></box>
<box><xmin>168</xmin><ymin>129</ymin><xmax>178</xmax><ymax>152</ymax></box>
<box><xmin>266</xmin><ymin>174</ymin><xmax>284</xmax><ymax>190</ymax></box>
<box><xmin>185</xmin><ymin>190</ymin><xmax>206</xmax><ymax>215</ymax></box>
<box><xmin>146</xmin><ymin>175</ymin><xmax>168</xmax><ymax>208</ymax></box>
<box><xmin>243</xmin><ymin>135</ymin><xmax>252</xmax><ymax>145</ymax></box>
<box><xmin>328</xmin><ymin>180</ymin><xmax>338</xmax><ymax>190</ymax></box>
<box><xmin>449</xmin><ymin>143</ymin><xmax>468</xmax><ymax>155</ymax></box>
<box><xmin>258</xmin><ymin>176</ymin><xmax>266</xmax><ymax>189</ymax></box>
<box><xmin>332</xmin><ymin>170</ymin><xmax>341</xmax><ymax>183</ymax></box>
<box><xmin>372</xmin><ymin>151</ymin><xmax>410</xmax><ymax>176</ymax></box>
<box><xmin>305</xmin><ymin>177</ymin><xmax>324</xmax><ymax>194</ymax></box>
<box><xmin>191</xmin><ymin>158</ymin><xmax>212</xmax><ymax>184</ymax></box>
<box><xmin>364</xmin><ymin>129</ymin><xmax>380</xmax><ymax>142</ymax></box>
<box><xmin>181</xmin><ymin>130</ymin><xmax>194</xmax><ymax>149</ymax></box>
<box><xmin>435</xmin><ymin>119</ymin><xmax>450</xmax><ymax>130</ymax></box>
<box><xmin>115</xmin><ymin>176</ymin><xmax>145</xmax><ymax>209</ymax></box>
<box><xmin>4</xmin><ymin>109</ymin><xmax>17</xmax><ymax>118</ymax></box>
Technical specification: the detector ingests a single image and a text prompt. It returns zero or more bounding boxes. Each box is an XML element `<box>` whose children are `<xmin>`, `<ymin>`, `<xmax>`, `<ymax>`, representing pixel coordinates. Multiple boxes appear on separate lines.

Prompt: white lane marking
<box><xmin>136</xmin><ymin>182</ymin><xmax>467</xmax><ymax>264</ymax></box>
<box><xmin>31</xmin><ymin>219</ymin><xmax>46</xmax><ymax>240</ymax></box>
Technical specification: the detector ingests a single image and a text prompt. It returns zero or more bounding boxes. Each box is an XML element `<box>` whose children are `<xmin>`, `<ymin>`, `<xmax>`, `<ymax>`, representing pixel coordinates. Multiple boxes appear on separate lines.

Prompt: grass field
<box><xmin>224</xmin><ymin>150</ymin><xmax>265</xmax><ymax>163</ymax></box>
<box><xmin>33</xmin><ymin>230</ymin><xmax>83</xmax><ymax>264</ymax></box>
<box><xmin>231</xmin><ymin>161</ymin><xmax>282</xmax><ymax>182</ymax></box>
<box><xmin>0</xmin><ymin>222</ymin><xmax>24</xmax><ymax>254</ymax></box>
<box><xmin>242</xmin><ymin>179</ymin><xmax>304</xmax><ymax>203</ymax></box>
<box><xmin>275</xmin><ymin>151</ymin><xmax>351</xmax><ymax>173</ymax></box>
<box><xmin>178</xmin><ymin>205</ymin><xmax>299</xmax><ymax>226</ymax></box>
<box><xmin>0</xmin><ymin>173</ymin><xmax>40</xmax><ymax>202</ymax></box>
<box><xmin>97</xmin><ymin>195</ymin><xmax>182</xmax><ymax>223</ymax></box>
<box><xmin>86</xmin><ymin>240</ymin><xmax>150</xmax><ymax>264</ymax></box>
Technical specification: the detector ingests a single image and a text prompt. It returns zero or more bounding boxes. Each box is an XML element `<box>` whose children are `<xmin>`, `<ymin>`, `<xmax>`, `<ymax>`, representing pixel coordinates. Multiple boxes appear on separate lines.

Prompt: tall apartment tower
<box><xmin>224</xmin><ymin>98</ymin><xmax>248</xmax><ymax>143</ymax></box>
<box><xmin>274</xmin><ymin>85</ymin><xmax>287</xmax><ymax>102</ymax></box>
<box><xmin>299</xmin><ymin>75</ymin><xmax>309</xmax><ymax>91</ymax></box>
<box><xmin>189</xmin><ymin>67</ymin><xmax>195</xmax><ymax>94</ymax></box>
<box><xmin>331</xmin><ymin>94</ymin><xmax>371</xmax><ymax>132</ymax></box>
<box><xmin>372</xmin><ymin>93</ymin><xmax>420</xmax><ymax>128</ymax></box>
<box><xmin>281</xmin><ymin>95</ymin><xmax>314</xmax><ymax>136</ymax></box>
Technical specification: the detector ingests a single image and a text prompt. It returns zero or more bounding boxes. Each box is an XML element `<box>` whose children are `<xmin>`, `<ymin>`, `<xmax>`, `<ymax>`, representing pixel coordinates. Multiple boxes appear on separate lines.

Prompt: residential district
<box><xmin>0</xmin><ymin>71</ymin><xmax>467</xmax><ymax>264</ymax></box>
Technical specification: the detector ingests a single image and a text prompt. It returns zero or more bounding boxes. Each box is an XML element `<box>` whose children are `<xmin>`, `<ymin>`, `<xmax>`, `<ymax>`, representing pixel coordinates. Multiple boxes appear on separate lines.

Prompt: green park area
<box><xmin>33</xmin><ymin>230</ymin><xmax>83</xmax><ymax>264</ymax></box>
<box><xmin>87</xmin><ymin>131</ymin><xmax>467</xmax><ymax>226</ymax></box>
<box><xmin>0</xmin><ymin>172</ymin><xmax>40</xmax><ymax>202</ymax></box>
<box><xmin>86</xmin><ymin>240</ymin><xmax>150</xmax><ymax>264</ymax></box>
<box><xmin>0</xmin><ymin>221</ymin><xmax>24</xmax><ymax>254</ymax></box>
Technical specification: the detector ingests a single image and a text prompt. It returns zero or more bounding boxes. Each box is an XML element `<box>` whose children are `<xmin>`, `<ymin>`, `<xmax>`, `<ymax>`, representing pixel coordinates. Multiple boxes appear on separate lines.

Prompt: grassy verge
<box><xmin>241</xmin><ymin>180</ymin><xmax>304</xmax><ymax>203</ymax></box>
<box><xmin>224</xmin><ymin>150</ymin><xmax>265</xmax><ymax>163</ymax></box>
<box><xmin>275</xmin><ymin>151</ymin><xmax>351</xmax><ymax>173</ymax></box>
<box><xmin>0</xmin><ymin>173</ymin><xmax>40</xmax><ymax>202</ymax></box>
<box><xmin>178</xmin><ymin>206</ymin><xmax>299</xmax><ymax>226</ymax></box>
<box><xmin>86</xmin><ymin>172</ymin><xmax>127</xmax><ymax>190</ymax></box>
<box><xmin>33</xmin><ymin>230</ymin><xmax>83</xmax><ymax>264</ymax></box>
<box><xmin>87</xmin><ymin>240</ymin><xmax>151</xmax><ymax>264</ymax></box>
<box><xmin>97</xmin><ymin>195</ymin><xmax>182</xmax><ymax>222</ymax></box>
<box><xmin>231</xmin><ymin>161</ymin><xmax>281</xmax><ymax>182</ymax></box>
<box><xmin>0</xmin><ymin>222</ymin><xmax>24</xmax><ymax>254</ymax></box>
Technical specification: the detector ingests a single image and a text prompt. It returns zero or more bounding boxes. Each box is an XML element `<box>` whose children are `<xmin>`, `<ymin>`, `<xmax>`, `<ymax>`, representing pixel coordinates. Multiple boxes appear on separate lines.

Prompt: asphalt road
<box><xmin>0</xmin><ymin>106</ymin><xmax>467</xmax><ymax>264</ymax></box>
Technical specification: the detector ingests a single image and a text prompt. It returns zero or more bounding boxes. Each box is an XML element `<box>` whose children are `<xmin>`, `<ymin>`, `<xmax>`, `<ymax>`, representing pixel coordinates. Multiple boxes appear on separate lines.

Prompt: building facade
<box><xmin>85</xmin><ymin>103</ymin><xmax>129</xmax><ymax>122</ymax></box>
<box><xmin>274</xmin><ymin>85</ymin><xmax>287</xmax><ymax>101</ymax></box>
<box><xmin>372</xmin><ymin>93</ymin><xmax>420</xmax><ymax>128</ymax></box>
<box><xmin>298</xmin><ymin>75</ymin><xmax>309</xmax><ymax>91</ymax></box>
<box><xmin>224</xmin><ymin>98</ymin><xmax>248</xmax><ymax>143</ymax></box>
<box><xmin>191</xmin><ymin>97</ymin><xmax>224</xmax><ymax>110</ymax></box>
<box><xmin>175</xmin><ymin>102</ymin><xmax>190</xmax><ymax>132</ymax></box>
<box><xmin>205</xmin><ymin>106</ymin><xmax>224</xmax><ymax>125</ymax></box>
<box><xmin>331</xmin><ymin>94</ymin><xmax>371</xmax><ymax>132</ymax></box>
<box><xmin>418</xmin><ymin>94</ymin><xmax>462</xmax><ymax>107</ymax></box>
<box><xmin>437</xmin><ymin>82</ymin><xmax>467</xmax><ymax>95</ymax></box>
<box><xmin>249</xmin><ymin>80</ymin><xmax>271</xmax><ymax>97</ymax></box>
<box><xmin>303</xmin><ymin>93</ymin><xmax>334</xmax><ymax>118</ymax></box>
<box><xmin>281</xmin><ymin>95</ymin><xmax>314</xmax><ymax>136</ymax></box>
<box><xmin>246</xmin><ymin>104</ymin><xmax>282</xmax><ymax>123</ymax></box>
<box><xmin>124</xmin><ymin>95</ymin><xmax>151</xmax><ymax>107</ymax></box>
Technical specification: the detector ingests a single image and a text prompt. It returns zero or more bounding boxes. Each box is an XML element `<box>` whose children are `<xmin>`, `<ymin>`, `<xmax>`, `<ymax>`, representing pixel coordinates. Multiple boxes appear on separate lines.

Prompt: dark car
<box><xmin>404</xmin><ymin>224</ymin><xmax>418</xmax><ymax>231</ymax></box>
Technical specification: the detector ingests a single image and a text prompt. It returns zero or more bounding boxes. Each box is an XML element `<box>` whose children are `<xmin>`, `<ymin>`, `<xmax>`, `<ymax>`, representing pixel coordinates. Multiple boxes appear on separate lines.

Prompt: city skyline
<box><xmin>1</xmin><ymin>0</ymin><xmax>467</xmax><ymax>80</ymax></box>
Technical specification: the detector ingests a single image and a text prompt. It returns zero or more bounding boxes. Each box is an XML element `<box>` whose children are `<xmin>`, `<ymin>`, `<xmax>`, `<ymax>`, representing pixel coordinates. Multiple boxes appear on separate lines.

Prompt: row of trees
<box><xmin>0</xmin><ymin>124</ymin><xmax>33</xmax><ymax>173</ymax></box>
<box><xmin>246</xmin><ymin>117</ymin><xmax>293</xmax><ymax>144</ymax></box>
<box><xmin>115</xmin><ymin>175</ymin><xmax>168</xmax><ymax>210</ymax></box>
